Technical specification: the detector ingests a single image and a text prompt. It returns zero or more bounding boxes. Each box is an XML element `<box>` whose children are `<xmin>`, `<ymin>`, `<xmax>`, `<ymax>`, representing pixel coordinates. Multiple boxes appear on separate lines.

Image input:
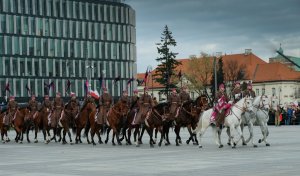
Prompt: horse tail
<box><xmin>192</xmin><ymin>111</ymin><xmax>205</xmax><ymax>134</ymax></box>
<box><xmin>83</xmin><ymin>118</ymin><xmax>90</xmax><ymax>138</ymax></box>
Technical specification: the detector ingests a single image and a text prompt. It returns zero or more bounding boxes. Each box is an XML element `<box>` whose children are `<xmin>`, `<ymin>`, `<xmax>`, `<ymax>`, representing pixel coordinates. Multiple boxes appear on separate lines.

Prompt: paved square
<box><xmin>0</xmin><ymin>126</ymin><xmax>299</xmax><ymax>176</ymax></box>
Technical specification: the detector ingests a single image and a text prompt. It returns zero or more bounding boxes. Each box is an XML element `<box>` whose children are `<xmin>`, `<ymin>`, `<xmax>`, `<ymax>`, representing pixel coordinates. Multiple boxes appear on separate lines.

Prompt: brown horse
<box><xmin>105</xmin><ymin>100</ymin><xmax>129</xmax><ymax>146</ymax></box>
<box><xmin>33</xmin><ymin>106</ymin><xmax>52</xmax><ymax>144</ymax></box>
<box><xmin>174</xmin><ymin>100</ymin><xmax>200</xmax><ymax>146</ymax></box>
<box><xmin>0</xmin><ymin>111</ymin><xmax>10</xmax><ymax>143</ymax></box>
<box><xmin>59</xmin><ymin>107</ymin><xmax>78</xmax><ymax>144</ymax></box>
<box><xmin>86</xmin><ymin>107</ymin><xmax>106</xmax><ymax>145</ymax></box>
<box><xmin>145</xmin><ymin>102</ymin><xmax>171</xmax><ymax>147</ymax></box>
<box><xmin>13</xmin><ymin>108</ymin><xmax>30</xmax><ymax>143</ymax></box>
<box><xmin>75</xmin><ymin>102</ymin><xmax>96</xmax><ymax>144</ymax></box>
<box><xmin>121</xmin><ymin>108</ymin><xmax>142</xmax><ymax>146</ymax></box>
<box><xmin>23</xmin><ymin>110</ymin><xmax>37</xmax><ymax>143</ymax></box>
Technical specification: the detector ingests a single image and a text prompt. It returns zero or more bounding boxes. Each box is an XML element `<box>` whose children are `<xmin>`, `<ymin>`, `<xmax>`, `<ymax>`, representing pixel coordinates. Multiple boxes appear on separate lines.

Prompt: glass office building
<box><xmin>0</xmin><ymin>0</ymin><xmax>136</xmax><ymax>101</ymax></box>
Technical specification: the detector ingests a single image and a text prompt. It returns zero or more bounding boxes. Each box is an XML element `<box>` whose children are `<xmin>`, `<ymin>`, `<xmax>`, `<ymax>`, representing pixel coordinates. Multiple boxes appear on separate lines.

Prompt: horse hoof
<box><xmin>19</xmin><ymin>141</ymin><xmax>23</xmax><ymax>144</ymax></box>
<box><xmin>227</xmin><ymin>142</ymin><xmax>231</xmax><ymax>146</ymax></box>
<box><xmin>93</xmin><ymin>143</ymin><xmax>96</xmax><ymax>146</ymax></box>
<box><xmin>266</xmin><ymin>143</ymin><xmax>270</xmax><ymax>147</ymax></box>
<box><xmin>27</xmin><ymin>140</ymin><xmax>31</xmax><ymax>143</ymax></box>
<box><xmin>88</xmin><ymin>142</ymin><xmax>91</xmax><ymax>144</ymax></box>
<box><xmin>253</xmin><ymin>145</ymin><xmax>258</xmax><ymax>148</ymax></box>
<box><xmin>105</xmin><ymin>141</ymin><xmax>108</xmax><ymax>144</ymax></box>
<box><xmin>179</xmin><ymin>140</ymin><xmax>182</xmax><ymax>144</ymax></box>
<box><xmin>138</xmin><ymin>141</ymin><xmax>143</xmax><ymax>145</ymax></box>
<box><xmin>234</xmin><ymin>142</ymin><xmax>237</xmax><ymax>147</ymax></box>
<box><xmin>232</xmin><ymin>146</ymin><xmax>236</xmax><ymax>149</ymax></box>
<box><xmin>199</xmin><ymin>145</ymin><xmax>203</xmax><ymax>148</ymax></box>
<box><xmin>99</xmin><ymin>141</ymin><xmax>103</xmax><ymax>144</ymax></box>
<box><xmin>112</xmin><ymin>143</ymin><xmax>116</xmax><ymax>146</ymax></box>
<box><xmin>176</xmin><ymin>143</ymin><xmax>180</xmax><ymax>146</ymax></box>
<box><xmin>193</xmin><ymin>142</ymin><xmax>198</xmax><ymax>145</ymax></box>
<box><xmin>7</xmin><ymin>138</ymin><xmax>10</xmax><ymax>142</ymax></box>
<box><xmin>118</xmin><ymin>142</ymin><xmax>122</xmax><ymax>146</ymax></box>
<box><xmin>34</xmin><ymin>140</ymin><xmax>38</xmax><ymax>143</ymax></box>
<box><xmin>258</xmin><ymin>139</ymin><xmax>262</xmax><ymax>143</ymax></box>
<box><xmin>158</xmin><ymin>143</ymin><xmax>162</xmax><ymax>147</ymax></box>
<box><xmin>242</xmin><ymin>142</ymin><xmax>247</xmax><ymax>146</ymax></box>
<box><xmin>219</xmin><ymin>144</ymin><xmax>223</xmax><ymax>148</ymax></box>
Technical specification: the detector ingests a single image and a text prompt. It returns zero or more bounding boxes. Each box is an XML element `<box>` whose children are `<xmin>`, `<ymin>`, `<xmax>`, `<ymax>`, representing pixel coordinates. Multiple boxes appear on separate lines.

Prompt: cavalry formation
<box><xmin>0</xmin><ymin>82</ymin><xmax>279</xmax><ymax>149</ymax></box>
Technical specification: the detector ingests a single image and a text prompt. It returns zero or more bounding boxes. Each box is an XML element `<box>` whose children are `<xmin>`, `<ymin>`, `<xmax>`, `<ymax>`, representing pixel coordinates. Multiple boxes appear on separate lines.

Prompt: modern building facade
<box><xmin>0</xmin><ymin>0</ymin><xmax>136</xmax><ymax>101</ymax></box>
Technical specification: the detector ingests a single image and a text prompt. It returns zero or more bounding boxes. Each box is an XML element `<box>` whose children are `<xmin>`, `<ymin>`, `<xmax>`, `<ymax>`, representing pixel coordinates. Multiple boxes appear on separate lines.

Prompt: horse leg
<box><xmin>158</xmin><ymin>128</ymin><xmax>164</xmax><ymax>147</ymax></box>
<box><xmin>105</xmin><ymin>127</ymin><xmax>111</xmax><ymax>144</ymax></box>
<box><xmin>174</xmin><ymin>126</ymin><xmax>180</xmax><ymax>146</ymax></box>
<box><xmin>133</xmin><ymin>126</ymin><xmax>139</xmax><ymax>143</ymax></box>
<box><xmin>116</xmin><ymin>130</ymin><xmax>122</xmax><ymax>145</ymax></box>
<box><xmin>212</xmin><ymin>125</ymin><xmax>223</xmax><ymax>148</ymax></box>
<box><xmin>68</xmin><ymin>130</ymin><xmax>73</xmax><ymax>144</ymax></box>
<box><xmin>127</xmin><ymin>127</ymin><xmax>132</xmax><ymax>145</ymax></box>
<box><xmin>146</xmin><ymin>127</ymin><xmax>154</xmax><ymax>148</ymax></box>
<box><xmin>90</xmin><ymin>128</ymin><xmax>96</xmax><ymax>146</ymax></box>
<box><xmin>258</xmin><ymin>123</ymin><xmax>270</xmax><ymax>146</ymax></box>
<box><xmin>245</xmin><ymin>122</ymin><xmax>257</xmax><ymax>147</ymax></box>
<box><xmin>96</xmin><ymin>128</ymin><xmax>102</xmax><ymax>144</ymax></box>
<box><xmin>138</xmin><ymin>126</ymin><xmax>146</xmax><ymax>144</ymax></box>
<box><xmin>26</xmin><ymin>127</ymin><xmax>31</xmax><ymax>143</ymax></box>
<box><xmin>165</xmin><ymin>125</ymin><xmax>171</xmax><ymax>145</ymax></box>
<box><xmin>226</xmin><ymin>127</ymin><xmax>231</xmax><ymax>146</ymax></box>
<box><xmin>111</xmin><ymin>130</ymin><xmax>116</xmax><ymax>146</ymax></box>
<box><xmin>233</xmin><ymin>125</ymin><xmax>243</xmax><ymax>148</ymax></box>
<box><xmin>154</xmin><ymin>128</ymin><xmax>158</xmax><ymax>143</ymax></box>
<box><xmin>34</xmin><ymin>124</ymin><xmax>39</xmax><ymax>143</ymax></box>
<box><xmin>240</xmin><ymin>123</ymin><xmax>247</xmax><ymax>145</ymax></box>
<box><xmin>62</xmin><ymin>129</ymin><xmax>67</xmax><ymax>144</ymax></box>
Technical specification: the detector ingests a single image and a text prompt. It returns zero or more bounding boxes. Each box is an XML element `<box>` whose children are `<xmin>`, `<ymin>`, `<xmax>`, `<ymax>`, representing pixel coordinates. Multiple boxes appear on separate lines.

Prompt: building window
<box><xmin>272</xmin><ymin>88</ymin><xmax>276</xmax><ymax>96</ymax></box>
<box><xmin>262</xmin><ymin>88</ymin><xmax>265</xmax><ymax>95</ymax></box>
<box><xmin>256</xmin><ymin>89</ymin><xmax>259</xmax><ymax>96</ymax></box>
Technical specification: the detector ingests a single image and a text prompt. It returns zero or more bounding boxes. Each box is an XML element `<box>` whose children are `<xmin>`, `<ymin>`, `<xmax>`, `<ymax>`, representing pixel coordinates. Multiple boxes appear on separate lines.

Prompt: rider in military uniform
<box><xmin>97</xmin><ymin>87</ymin><xmax>113</xmax><ymax>125</ymax></box>
<box><xmin>65</xmin><ymin>92</ymin><xmax>80</xmax><ymax>115</ymax></box>
<box><xmin>211</xmin><ymin>83</ymin><xmax>230</xmax><ymax>125</ymax></box>
<box><xmin>243</xmin><ymin>82</ymin><xmax>256</xmax><ymax>98</ymax></box>
<box><xmin>179</xmin><ymin>86</ymin><xmax>191</xmax><ymax>104</ymax></box>
<box><xmin>83</xmin><ymin>93</ymin><xmax>95</xmax><ymax>107</ymax></box>
<box><xmin>41</xmin><ymin>95</ymin><xmax>52</xmax><ymax>111</ymax></box>
<box><xmin>168</xmin><ymin>88</ymin><xmax>181</xmax><ymax>120</ymax></box>
<box><xmin>4</xmin><ymin>96</ymin><xmax>18</xmax><ymax>126</ymax></box>
<box><xmin>231</xmin><ymin>81</ymin><xmax>242</xmax><ymax>103</ymax></box>
<box><xmin>132</xmin><ymin>87</ymin><xmax>153</xmax><ymax>125</ymax></box>
<box><xmin>119</xmin><ymin>90</ymin><xmax>130</xmax><ymax>105</ymax></box>
<box><xmin>50</xmin><ymin>92</ymin><xmax>64</xmax><ymax>127</ymax></box>
<box><xmin>130</xmin><ymin>89</ymin><xmax>140</xmax><ymax>125</ymax></box>
<box><xmin>27</xmin><ymin>94</ymin><xmax>39</xmax><ymax>120</ymax></box>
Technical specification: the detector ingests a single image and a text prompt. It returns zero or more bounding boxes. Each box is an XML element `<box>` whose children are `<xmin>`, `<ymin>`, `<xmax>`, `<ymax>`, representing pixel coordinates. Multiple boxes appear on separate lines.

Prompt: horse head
<box><xmin>115</xmin><ymin>100</ymin><xmax>129</xmax><ymax>116</ymax></box>
<box><xmin>182</xmin><ymin>100</ymin><xmax>198</xmax><ymax>118</ymax></box>
<box><xmin>243</xmin><ymin>96</ymin><xmax>254</xmax><ymax>112</ymax></box>
<box><xmin>270</xmin><ymin>96</ymin><xmax>279</xmax><ymax>111</ymax></box>
<box><xmin>195</xmin><ymin>95</ymin><xmax>209</xmax><ymax>111</ymax></box>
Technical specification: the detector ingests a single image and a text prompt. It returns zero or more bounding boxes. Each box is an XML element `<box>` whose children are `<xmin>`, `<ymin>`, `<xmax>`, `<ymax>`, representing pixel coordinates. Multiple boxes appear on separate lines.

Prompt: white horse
<box><xmin>237</xmin><ymin>95</ymin><xmax>270</xmax><ymax>147</ymax></box>
<box><xmin>193</xmin><ymin>97</ymin><xmax>253</xmax><ymax>148</ymax></box>
<box><xmin>256</xmin><ymin>95</ymin><xmax>278</xmax><ymax>146</ymax></box>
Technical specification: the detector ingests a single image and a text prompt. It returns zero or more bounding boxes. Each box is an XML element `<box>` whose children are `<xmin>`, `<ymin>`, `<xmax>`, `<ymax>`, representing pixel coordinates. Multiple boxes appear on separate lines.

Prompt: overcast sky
<box><xmin>125</xmin><ymin>0</ymin><xmax>300</xmax><ymax>73</ymax></box>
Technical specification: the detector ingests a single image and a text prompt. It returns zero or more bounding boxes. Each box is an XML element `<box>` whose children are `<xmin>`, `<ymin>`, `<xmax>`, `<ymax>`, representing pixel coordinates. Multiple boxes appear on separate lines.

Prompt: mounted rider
<box><xmin>65</xmin><ymin>92</ymin><xmax>80</xmax><ymax>116</ymax></box>
<box><xmin>231</xmin><ymin>81</ymin><xmax>242</xmax><ymax>103</ymax></box>
<box><xmin>243</xmin><ymin>82</ymin><xmax>256</xmax><ymax>98</ymax></box>
<box><xmin>168</xmin><ymin>88</ymin><xmax>181</xmax><ymax>120</ymax></box>
<box><xmin>132</xmin><ymin>87</ymin><xmax>153</xmax><ymax>125</ymax></box>
<box><xmin>179</xmin><ymin>86</ymin><xmax>191</xmax><ymax>104</ymax></box>
<box><xmin>97</xmin><ymin>87</ymin><xmax>113</xmax><ymax>125</ymax></box>
<box><xmin>41</xmin><ymin>95</ymin><xmax>52</xmax><ymax>112</ymax></box>
<box><xmin>27</xmin><ymin>94</ymin><xmax>39</xmax><ymax>120</ymax></box>
<box><xmin>49</xmin><ymin>92</ymin><xmax>64</xmax><ymax>127</ymax></box>
<box><xmin>130</xmin><ymin>89</ymin><xmax>140</xmax><ymax>125</ymax></box>
<box><xmin>82</xmin><ymin>92</ymin><xmax>95</xmax><ymax>107</ymax></box>
<box><xmin>210</xmin><ymin>83</ymin><xmax>230</xmax><ymax>125</ymax></box>
<box><xmin>119</xmin><ymin>90</ymin><xmax>130</xmax><ymax>105</ymax></box>
<box><xmin>3</xmin><ymin>96</ymin><xmax>18</xmax><ymax>126</ymax></box>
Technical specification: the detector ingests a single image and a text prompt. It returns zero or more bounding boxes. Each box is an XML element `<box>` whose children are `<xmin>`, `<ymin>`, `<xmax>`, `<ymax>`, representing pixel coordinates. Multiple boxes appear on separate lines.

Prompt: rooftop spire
<box><xmin>278</xmin><ymin>43</ymin><xmax>283</xmax><ymax>54</ymax></box>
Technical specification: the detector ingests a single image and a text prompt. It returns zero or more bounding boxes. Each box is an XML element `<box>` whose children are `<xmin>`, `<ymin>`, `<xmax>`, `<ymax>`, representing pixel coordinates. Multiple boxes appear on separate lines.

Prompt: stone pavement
<box><xmin>0</xmin><ymin>126</ymin><xmax>299</xmax><ymax>176</ymax></box>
